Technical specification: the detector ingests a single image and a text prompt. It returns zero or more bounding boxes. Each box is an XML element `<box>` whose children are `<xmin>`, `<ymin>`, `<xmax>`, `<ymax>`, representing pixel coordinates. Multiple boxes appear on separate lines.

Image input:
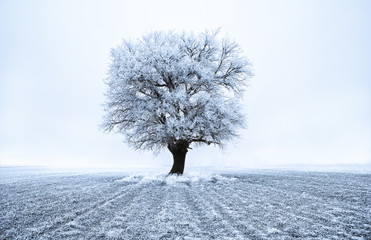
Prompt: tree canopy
<box><xmin>102</xmin><ymin>30</ymin><xmax>252</xmax><ymax>154</ymax></box>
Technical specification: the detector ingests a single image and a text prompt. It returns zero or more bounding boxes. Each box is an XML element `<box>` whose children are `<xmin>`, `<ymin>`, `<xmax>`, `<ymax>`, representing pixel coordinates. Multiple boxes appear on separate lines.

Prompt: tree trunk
<box><xmin>168</xmin><ymin>140</ymin><xmax>189</xmax><ymax>175</ymax></box>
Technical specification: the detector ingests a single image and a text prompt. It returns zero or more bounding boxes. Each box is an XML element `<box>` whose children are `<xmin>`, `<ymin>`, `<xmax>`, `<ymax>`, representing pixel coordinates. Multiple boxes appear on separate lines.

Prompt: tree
<box><xmin>102</xmin><ymin>30</ymin><xmax>252</xmax><ymax>174</ymax></box>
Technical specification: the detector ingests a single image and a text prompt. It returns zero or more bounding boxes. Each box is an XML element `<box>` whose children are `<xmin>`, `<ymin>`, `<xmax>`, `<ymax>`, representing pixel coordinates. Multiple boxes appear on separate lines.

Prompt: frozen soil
<box><xmin>1</xmin><ymin>168</ymin><xmax>370</xmax><ymax>239</ymax></box>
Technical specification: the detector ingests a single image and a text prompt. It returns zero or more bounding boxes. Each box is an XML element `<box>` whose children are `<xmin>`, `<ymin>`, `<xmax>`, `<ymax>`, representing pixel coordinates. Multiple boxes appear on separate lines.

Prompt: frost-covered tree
<box><xmin>102</xmin><ymin>30</ymin><xmax>252</xmax><ymax>174</ymax></box>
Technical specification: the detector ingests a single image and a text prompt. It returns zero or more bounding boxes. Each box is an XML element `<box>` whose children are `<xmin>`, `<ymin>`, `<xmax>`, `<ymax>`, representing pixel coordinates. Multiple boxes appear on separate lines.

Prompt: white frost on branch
<box><xmin>102</xmin><ymin>30</ymin><xmax>253</xmax><ymax>151</ymax></box>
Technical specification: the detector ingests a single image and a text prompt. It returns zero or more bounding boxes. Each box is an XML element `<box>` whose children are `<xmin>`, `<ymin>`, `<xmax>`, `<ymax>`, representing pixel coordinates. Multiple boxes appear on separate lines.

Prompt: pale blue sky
<box><xmin>0</xmin><ymin>0</ymin><xmax>370</xmax><ymax>168</ymax></box>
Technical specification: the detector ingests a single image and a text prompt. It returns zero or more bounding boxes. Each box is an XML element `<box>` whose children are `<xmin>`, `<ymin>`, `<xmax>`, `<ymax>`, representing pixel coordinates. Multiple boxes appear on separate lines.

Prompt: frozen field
<box><xmin>1</xmin><ymin>167</ymin><xmax>370</xmax><ymax>239</ymax></box>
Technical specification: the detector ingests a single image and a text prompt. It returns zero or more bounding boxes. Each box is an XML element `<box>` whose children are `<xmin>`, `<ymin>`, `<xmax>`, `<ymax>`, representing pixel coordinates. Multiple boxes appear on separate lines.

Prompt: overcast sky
<box><xmin>0</xmin><ymin>0</ymin><xmax>370</xmax><ymax>169</ymax></box>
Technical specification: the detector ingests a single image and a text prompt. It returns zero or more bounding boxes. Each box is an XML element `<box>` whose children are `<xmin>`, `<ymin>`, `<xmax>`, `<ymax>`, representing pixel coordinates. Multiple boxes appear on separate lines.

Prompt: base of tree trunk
<box><xmin>168</xmin><ymin>140</ymin><xmax>189</xmax><ymax>175</ymax></box>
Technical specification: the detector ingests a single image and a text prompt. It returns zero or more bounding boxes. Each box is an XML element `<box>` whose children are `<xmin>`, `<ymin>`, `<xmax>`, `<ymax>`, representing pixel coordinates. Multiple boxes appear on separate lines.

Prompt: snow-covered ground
<box><xmin>1</xmin><ymin>166</ymin><xmax>370</xmax><ymax>239</ymax></box>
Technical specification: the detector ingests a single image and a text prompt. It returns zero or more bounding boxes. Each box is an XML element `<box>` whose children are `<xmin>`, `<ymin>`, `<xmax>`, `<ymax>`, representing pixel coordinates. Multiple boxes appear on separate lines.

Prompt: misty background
<box><xmin>0</xmin><ymin>0</ymin><xmax>370</xmax><ymax>169</ymax></box>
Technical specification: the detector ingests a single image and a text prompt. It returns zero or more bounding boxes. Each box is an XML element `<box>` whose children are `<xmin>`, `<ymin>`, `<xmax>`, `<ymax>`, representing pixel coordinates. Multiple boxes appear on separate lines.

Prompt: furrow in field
<box><xmin>150</xmin><ymin>182</ymin><xmax>204</xmax><ymax>239</ymax></box>
<box><xmin>39</xmin><ymin>180</ymin><xmax>142</xmax><ymax>239</ymax></box>
<box><xmin>97</xmin><ymin>181</ymin><xmax>168</xmax><ymax>239</ymax></box>
<box><xmin>183</xmin><ymin>178</ymin><xmax>249</xmax><ymax>239</ymax></box>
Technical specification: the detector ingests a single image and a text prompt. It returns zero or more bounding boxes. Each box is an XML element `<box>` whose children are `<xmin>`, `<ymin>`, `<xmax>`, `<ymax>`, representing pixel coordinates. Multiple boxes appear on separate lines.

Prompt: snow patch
<box><xmin>117</xmin><ymin>172</ymin><xmax>231</xmax><ymax>185</ymax></box>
